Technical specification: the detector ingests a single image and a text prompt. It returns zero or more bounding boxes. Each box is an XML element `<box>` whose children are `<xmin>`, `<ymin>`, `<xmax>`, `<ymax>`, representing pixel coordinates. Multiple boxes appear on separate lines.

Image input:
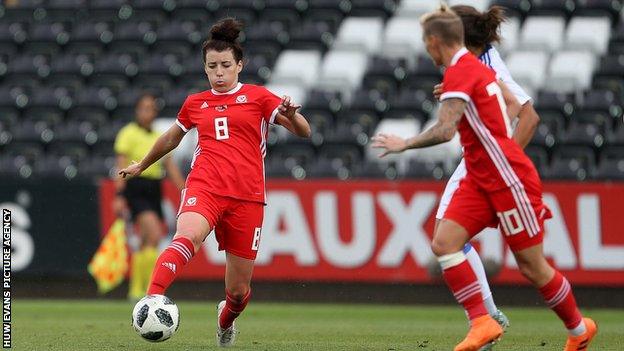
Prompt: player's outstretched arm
<box><xmin>118</xmin><ymin>124</ymin><xmax>186</xmax><ymax>178</ymax></box>
<box><xmin>274</xmin><ymin>95</ymin><xmax>311</xmax><ymax>138</ymax></box>
<box><xmin>513</xmin><ymin>102</ymin><xmax>540</xmax><ymax>148</ymax></box>
<box><xmin>371</xmin><ymin>98</ymin><xmax>465</xmax><ymax>157</ymax></box>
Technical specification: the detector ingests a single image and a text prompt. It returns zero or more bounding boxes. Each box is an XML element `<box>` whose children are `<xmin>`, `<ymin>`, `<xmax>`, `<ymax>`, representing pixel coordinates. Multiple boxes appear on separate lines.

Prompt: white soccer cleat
<box><xmin>216</xmin><ymin>300</ymin><xmax>238</xmax><ymax>347</ymax></box>
<box><xmin>478</xmin><ymin>309</ymin><xmax>510</xmax><ymax>351</ymax></box>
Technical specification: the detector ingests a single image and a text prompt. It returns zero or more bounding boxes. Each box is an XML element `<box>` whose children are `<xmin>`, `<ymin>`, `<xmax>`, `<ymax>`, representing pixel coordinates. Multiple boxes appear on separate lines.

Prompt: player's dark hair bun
<box><xmin>210</xmin><ymin>18</ymin><xmax>242</xmax><ymax>43</ymax></box>
<box><xmin>202</xmin><ymin>17</ymin><xmax>245</xmax><ymax>63</ymax></box>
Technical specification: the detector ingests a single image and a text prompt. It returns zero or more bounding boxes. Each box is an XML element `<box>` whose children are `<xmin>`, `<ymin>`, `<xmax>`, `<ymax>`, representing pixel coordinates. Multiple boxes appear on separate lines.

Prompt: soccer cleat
<box><xmin>454</xmin><ymin>315</ymin><xmax>504</xmax><ymax>351</ymax></box>
<box><xmin>564</xmin><ymin>318</ymin><xmax>597</xmax><ymax>351</ymax></box>
<box><xmin>478</xmin><ymin>310</ymin><xmax>510</xmax><ymax>351</ymax></box>
<box><xmin>216</xmin><ymin>300</ymin><xmax>238</xmax><ymax>347</ymax></box>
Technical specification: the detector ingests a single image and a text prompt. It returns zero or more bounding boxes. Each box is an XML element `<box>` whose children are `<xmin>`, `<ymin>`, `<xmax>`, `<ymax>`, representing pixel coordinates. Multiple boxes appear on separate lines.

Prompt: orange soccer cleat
<box><xmin>454</xmin><ymin>315</ymin><xmax>504</xmax><ymax>351</ymax></box>
<box><xmin>564</xmin><ymin>318</ymin><xmax>598</xmax><ymax>351</ymax></box>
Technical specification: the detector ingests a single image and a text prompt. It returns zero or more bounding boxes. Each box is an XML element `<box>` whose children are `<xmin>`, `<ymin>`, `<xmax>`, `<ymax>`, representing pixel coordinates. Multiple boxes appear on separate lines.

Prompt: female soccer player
<box><xmin>119</xmin><ymin>18</ymin><xmax>311</xmax><ymax>347</ymax></box>
<box><xmin>373</xmin><ymin>6</ymin><xmax>596</xmax><ymax>351</ymax></box>
<box><xmin>114</xmin><ymin>93</ymin><xmax>185</xmax><ymax>300</ymax></box>
<box><xmin>432</xmin><ymin>5</ymin><xmax>541</xmax><ymax>349</ymax></box>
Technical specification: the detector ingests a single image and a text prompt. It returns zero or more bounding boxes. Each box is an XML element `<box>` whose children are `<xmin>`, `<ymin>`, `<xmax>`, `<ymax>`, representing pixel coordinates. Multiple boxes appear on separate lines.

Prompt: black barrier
<box><xmin>0</xmin><ymin>178</ymin><xmax>100</xmax><ymax>277</ymax></box>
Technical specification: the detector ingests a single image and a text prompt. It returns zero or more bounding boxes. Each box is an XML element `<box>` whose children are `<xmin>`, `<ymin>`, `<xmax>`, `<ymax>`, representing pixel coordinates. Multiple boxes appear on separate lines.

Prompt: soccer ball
<box><xmin>132</xmin><ymin>295</ymin><xmax>180</xmax><ymax>342</ymax></box>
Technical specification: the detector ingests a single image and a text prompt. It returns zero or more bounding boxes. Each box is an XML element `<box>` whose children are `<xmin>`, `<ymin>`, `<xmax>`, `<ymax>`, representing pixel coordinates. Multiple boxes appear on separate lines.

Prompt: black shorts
<box><xmin>124</xmin><ymin>177</ymin><xmax>163</xmax><ymax>220</ymax></box>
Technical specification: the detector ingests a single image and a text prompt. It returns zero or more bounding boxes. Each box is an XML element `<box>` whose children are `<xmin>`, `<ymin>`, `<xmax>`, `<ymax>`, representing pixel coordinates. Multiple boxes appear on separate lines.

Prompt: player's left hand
<box><xmin>371</xmin><ymin>133</ymin><xmax>408</xmax><ymax>157</ymax></box>
<box><xmin>278</xmin><ymin>95</ymin><xmax>301</xmax><ymax>119</ymax></box>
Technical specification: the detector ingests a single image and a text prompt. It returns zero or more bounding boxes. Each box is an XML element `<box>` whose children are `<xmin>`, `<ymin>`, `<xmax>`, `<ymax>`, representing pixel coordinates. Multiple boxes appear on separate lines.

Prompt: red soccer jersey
<box><xmin>176</xmin><ymin>83</ymin><xmax>281</xmax><ymax>203</ymax></box>
<box><xmin>440</xmin><ymin>48</ymin><xmax>539</xmax><ymax>191</ymax></box>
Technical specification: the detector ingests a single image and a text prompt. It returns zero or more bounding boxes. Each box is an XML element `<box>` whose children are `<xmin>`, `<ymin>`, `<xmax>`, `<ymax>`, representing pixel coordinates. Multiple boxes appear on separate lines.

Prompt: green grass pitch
<box><xmin>13</xmin><ymin>300</ymin><xmax>624</xmax><ymax>350</ymax></box>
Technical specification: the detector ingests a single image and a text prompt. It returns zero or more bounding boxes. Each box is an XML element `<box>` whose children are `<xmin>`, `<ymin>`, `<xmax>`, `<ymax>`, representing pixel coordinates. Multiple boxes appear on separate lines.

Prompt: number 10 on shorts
<box><xmin>252</xmin><ymin>227</ymin><xmax>262</xmax><ymax>251</ymax></box>
<box><xmin>497</xmin><ymin>208</ymin><xmax>525</xmax><ymax>236</ymax></box>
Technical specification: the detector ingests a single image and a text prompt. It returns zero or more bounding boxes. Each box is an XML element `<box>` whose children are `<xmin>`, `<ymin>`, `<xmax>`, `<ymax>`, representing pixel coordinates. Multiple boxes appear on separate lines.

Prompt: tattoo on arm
<box><xmin>404</xmin><ymin>98</ymin><xmax>466</xmax><ymax>149</ymax></box>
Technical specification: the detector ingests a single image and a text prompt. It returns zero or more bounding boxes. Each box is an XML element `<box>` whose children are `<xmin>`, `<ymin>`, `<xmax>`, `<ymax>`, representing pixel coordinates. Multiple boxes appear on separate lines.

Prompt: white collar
<box><xmin>211</xmin><ymin>82</ymin><xmax>243</xmax><ymax>95</ymax></box>
<box><xmin>450</xmin><ymin>47</ymin><xmax>469</xmax><ymax>66</ymax></box>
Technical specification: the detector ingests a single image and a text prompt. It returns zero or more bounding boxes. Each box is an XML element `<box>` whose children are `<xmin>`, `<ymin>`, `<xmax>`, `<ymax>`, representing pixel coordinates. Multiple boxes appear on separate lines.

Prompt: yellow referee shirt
<box><xmin>114</xmin><ymin>122</ymin><xmax>164</xmax><ymax>179</ymax></box>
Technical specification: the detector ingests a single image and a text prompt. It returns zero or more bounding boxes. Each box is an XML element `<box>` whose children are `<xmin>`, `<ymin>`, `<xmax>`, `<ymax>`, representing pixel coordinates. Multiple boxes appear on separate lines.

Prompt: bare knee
<box><xmin>431</xmin><ymin>236</ymin><xmax>463</xmax><ymax>257</ymax></box>
<box><xmin>226</xmin><ymin>284</ymin><xmax>250</xmax><ymax>301</ymax></box>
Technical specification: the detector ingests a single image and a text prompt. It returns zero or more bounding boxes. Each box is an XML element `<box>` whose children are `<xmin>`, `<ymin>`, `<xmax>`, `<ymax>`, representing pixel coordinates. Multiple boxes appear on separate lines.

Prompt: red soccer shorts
<box><xmin>177</xmin><ymin>187</ymin><xmax>264</xmax><ymax>260</ymax></box>
<box><xmin>443</xmin><ymin>175</ymin><xmax>552</xmax><ymax>252</ymax></box>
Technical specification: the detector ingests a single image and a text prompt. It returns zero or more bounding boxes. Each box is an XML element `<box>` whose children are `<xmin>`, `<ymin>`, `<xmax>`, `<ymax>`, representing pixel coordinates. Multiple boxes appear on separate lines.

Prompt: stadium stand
<box><xmin>0</xmin><ymin>0</ymin><xmax>622</xmax><ymax>181</ymax></box>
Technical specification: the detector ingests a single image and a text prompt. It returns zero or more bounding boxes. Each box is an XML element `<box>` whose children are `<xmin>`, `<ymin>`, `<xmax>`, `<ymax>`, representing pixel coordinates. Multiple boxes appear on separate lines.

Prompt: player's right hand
<box><xmin>371</xmin><ymin>133</ymin><xmax>408</xmax><ymax>157</ymax></box>
<box><xmin>118</xmin><ymin>161</ymin><xmax>143</xmax><ymax>178</ymax></box>
<box><xmin>433</xmin><ymin>83</ymin><xmax>443</xmax><ymax>100</ymax></box>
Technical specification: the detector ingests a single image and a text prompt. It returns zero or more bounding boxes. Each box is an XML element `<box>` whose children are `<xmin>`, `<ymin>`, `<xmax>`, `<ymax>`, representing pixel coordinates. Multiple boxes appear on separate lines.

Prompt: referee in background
<box><xmin>113</xmin><ymin>93</ymin><xmax>185</xmax><ymax>300</ymax></box>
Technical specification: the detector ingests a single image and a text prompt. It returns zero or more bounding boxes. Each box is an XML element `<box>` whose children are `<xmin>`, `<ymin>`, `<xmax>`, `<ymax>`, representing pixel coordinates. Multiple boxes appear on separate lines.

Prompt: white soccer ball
<box><xmin>132</xmin><ymin>294</ymin><xmax>180</xmax><ymax>342</ymax></box>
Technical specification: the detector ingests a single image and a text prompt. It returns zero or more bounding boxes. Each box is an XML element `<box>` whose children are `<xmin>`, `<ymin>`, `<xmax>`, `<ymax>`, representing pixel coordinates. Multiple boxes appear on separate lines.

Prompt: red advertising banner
<box><xmin>99</xmin><ymin>180</ymin><xmax>624</xmax><ymax>286</ymax></box>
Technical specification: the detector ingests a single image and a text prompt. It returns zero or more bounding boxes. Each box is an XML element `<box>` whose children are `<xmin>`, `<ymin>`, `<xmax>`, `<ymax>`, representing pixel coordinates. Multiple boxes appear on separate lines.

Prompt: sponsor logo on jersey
<box><xmin>162</xmin><ymin>262</ymin><xmax>176</xmax><ymax>273</ymax></box>
<box><xmin>186</xmin><ymin>197</ymin><xmax>197</xmax><ymax>206</ymax></box>
<box><xmin>201</xmin><ymin>101</ymin><xmax>209</xmax><ymax>109</ymax></box>
<box><xmin>215</xmin><ymin>105</ymin><xmax>227</xmax><ymax>112</ymax></box>
<box><xmin>236</xmin><ymin>95</ymin><xmax>247</xmax><ymax>103</ymax></box>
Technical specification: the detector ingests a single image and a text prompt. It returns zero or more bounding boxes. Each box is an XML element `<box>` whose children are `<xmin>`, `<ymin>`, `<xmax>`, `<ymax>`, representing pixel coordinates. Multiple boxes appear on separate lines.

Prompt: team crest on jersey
<box><xmin>186</xmin><ymin>197</ymin><xmax>197</xmax><ymax>206</ymax></box>
<box><xmin>236</xmin><ymin>95</ymin><xmax>247</xmax><ymax>103</ymax></box>
<box><xmin>215</xmin><ymin>105</ymin><xmax>227</xmax><ymax>112</ymax></box>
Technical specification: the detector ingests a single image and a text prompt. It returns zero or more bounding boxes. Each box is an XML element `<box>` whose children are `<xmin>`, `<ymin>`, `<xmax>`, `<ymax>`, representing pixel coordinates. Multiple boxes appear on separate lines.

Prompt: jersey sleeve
<box><xmin>440</xmin><ymin>66</ymin><xmax>475</xmax><ymax>102</ymax></box>
<box><xmin>175</xmin><ymin>96</ymin><xmax>194</xmax><ymax>132</ymax></box>
<box><xmin>113</xmin><ymin>126</ymin><xmax>131</xmax><ymax>155</ymax></box>
<box><xmin>259</xmin><ymin>87</ymin><xmax>282</xmax><ymax>124</ymax></box>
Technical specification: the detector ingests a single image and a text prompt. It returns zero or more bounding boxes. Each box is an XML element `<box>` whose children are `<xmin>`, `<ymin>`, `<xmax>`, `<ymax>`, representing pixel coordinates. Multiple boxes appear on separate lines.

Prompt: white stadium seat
<box><xmin>545</xmin><ymin>51</ymin><xmax>596</xmax><ymax>93</ymax></box>
<box><xmin>497</xmin><ymin>17</ymin><xmax>520</xmax><ymax>54</ymax></box>
<box><xmin>366</xmin><ymin>118</ymin><xmax>422</xmax><ymax>172</ymax></box>
<box><xmin>333</xmin><ymin>17</ymin><xmax>384</xmax><ymax>54</ymax></box>
<box><xmin>394</xmin><ymin>0</ymin><xmax>439</xmax><ymax>18</ymax></box>
<box><xmin>266</xmin><ymin>83</ymin><xmax>307</xmax><ymax>106</ymax></box>
<box><xmin>565</xmin><ymin>17</ymin><xmax>611</xmax><ymax>55</ymax></box>
<box><xmin>270</xmin><ymin>50</ymin><xmax>322</xmax><ymax>88</ymax></box>
<box><xmin>412</xmin><ymin>115</ymin><xmax>462</xmax><ymax>169</ymax></box>
<box><xmin>380</xmin><ymin>17</ymin><xmax>425</xmax><ymax>67</ymax></box>
<box><xmin>519</xmin><ymin>16</ymin><xmax>566</xmax><ymax>52</ymax></box>
<box><xmin>506</xmin><ymin>51</ymin><xmax>550</xmax><ymax>91</ymax></box>
<box><xmin>448</xmin><ymin>0</ymin><xmax>491</xmax><ymax>12</ymax></box>
<box><xmin>315</xmin><ymin>50</ymin><xmax>368</xmax><ymax>101</ymax></box>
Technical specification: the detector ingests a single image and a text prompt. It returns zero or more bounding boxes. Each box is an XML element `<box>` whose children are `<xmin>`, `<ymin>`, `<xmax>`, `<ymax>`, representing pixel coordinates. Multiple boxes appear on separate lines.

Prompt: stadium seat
<box><xmin>565</xmin><ymin>16</ymin><xmax>611</xmax><ymax>54</ymax></box>
<box><xmin>315</xmin><ymin>50</ymin><xmax>368</xmax><ymax>101</ymax></box>
<box><xmin>350</xmin><ymin>0</ymin><xmax>397</xmax><ymax>18</ymax></box>
<box><xmin>547</xmin><ymin>145</ymin><xmax>596</xmax><ymax>179</ymax></box>
<box><xmin>530</xmin><ymin>121</ymin><xmax>558</xmax><ymax>149</ymax></box>
<box><xmin>288</xmin><ymin>20</ymin><xmax>333</xmax><ymax>52</ymax></box>
<box><xmin>349</xmin><ymin>89</ymin><xmax>386</xmax><ymax>113</ymax></box>
<box><xmin>270</xmin><ymin>50</ymin><xmax>322</xmax><ymax>88</ymax></box>
<box><xmin>266</xmin><ymin>83</ymin><xmax>307</xmax><ymax>106</ymax></box>
<box><xmin>497</xmin><ymin>16</ymin><xmax>521</xmax><ymax>54</ymax></box>
<box><xmin>519</xmin><ymin>16</ymin><xmax>566</xmax><ymax>52</ymax></box>
<box><xmin>545</xmin><ymin>51</ymin><xmax>596</xmax><ymax>93</ymax></box>
<box><xmin>414</xmin><ymin>116</ymin><xmax>463</xmax><ymax>171</ymax></box>
<box><xmin>318</xmin><ymin>142</ymin><xmax>363</xmax><ymax>168</ymax></box>
<box><xmin>524</xmin><ymin>145</ymin><xmax>550</xmax><ymax>174</ymax></box>
<box><xmin>333</xmin><ymin>17</ymin><xmax>384</xmax><ymax>54</ymax></box>
<box><xmin>0</xmin><ymin>22</ymin><xmax>28</xmax><ymax>44</ymax></box>
<box><xmin>528</xmin><ymin>0</ymin><xmax>575</xmax><ymax>18</ymax></box>
<box><xmin>380</xmin><ymin>17</ymin><xmax>425</xmax><ymax>67</ymax></box>
<box><xmin>362</xmin><ymin>56</ymin><xmax>406</xmax><ymax>97</ymax></box>
<box><xmin>448</xmin><ymin>0</ymin><xmax>491</xmax><ymax>12</ymax></box>
<box><xmin>366</xmin><ymin>117</ymin><xmax>421</xmax><ymax>173</ymax></box>
<box><xmin>403</xmin><ymin>159</ymin><xmax>446</xmax><ymax>179</ymax></box>
<box><xmin>574</xmin><ymin>0</ymin><xmax>622</xmax><ymax>23</ymax></box>
<box><xmin>489</xmin><ymin>0</ymin><xmax>531</xmax><ymax>18</ymax></box>
<box><xmin>506</xmin><ymin>51</ymin><xmax>549</xmax><ymax>91</ymax></box>
<box><xmin>394</xmin><ymin>0</ymin><xmax>439</xmax><ymax>18</ymax></box>
<box><xmin>593</xmin><ymin>158</ymin><xmax>624</xmax><ymax>179</ymax></box>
